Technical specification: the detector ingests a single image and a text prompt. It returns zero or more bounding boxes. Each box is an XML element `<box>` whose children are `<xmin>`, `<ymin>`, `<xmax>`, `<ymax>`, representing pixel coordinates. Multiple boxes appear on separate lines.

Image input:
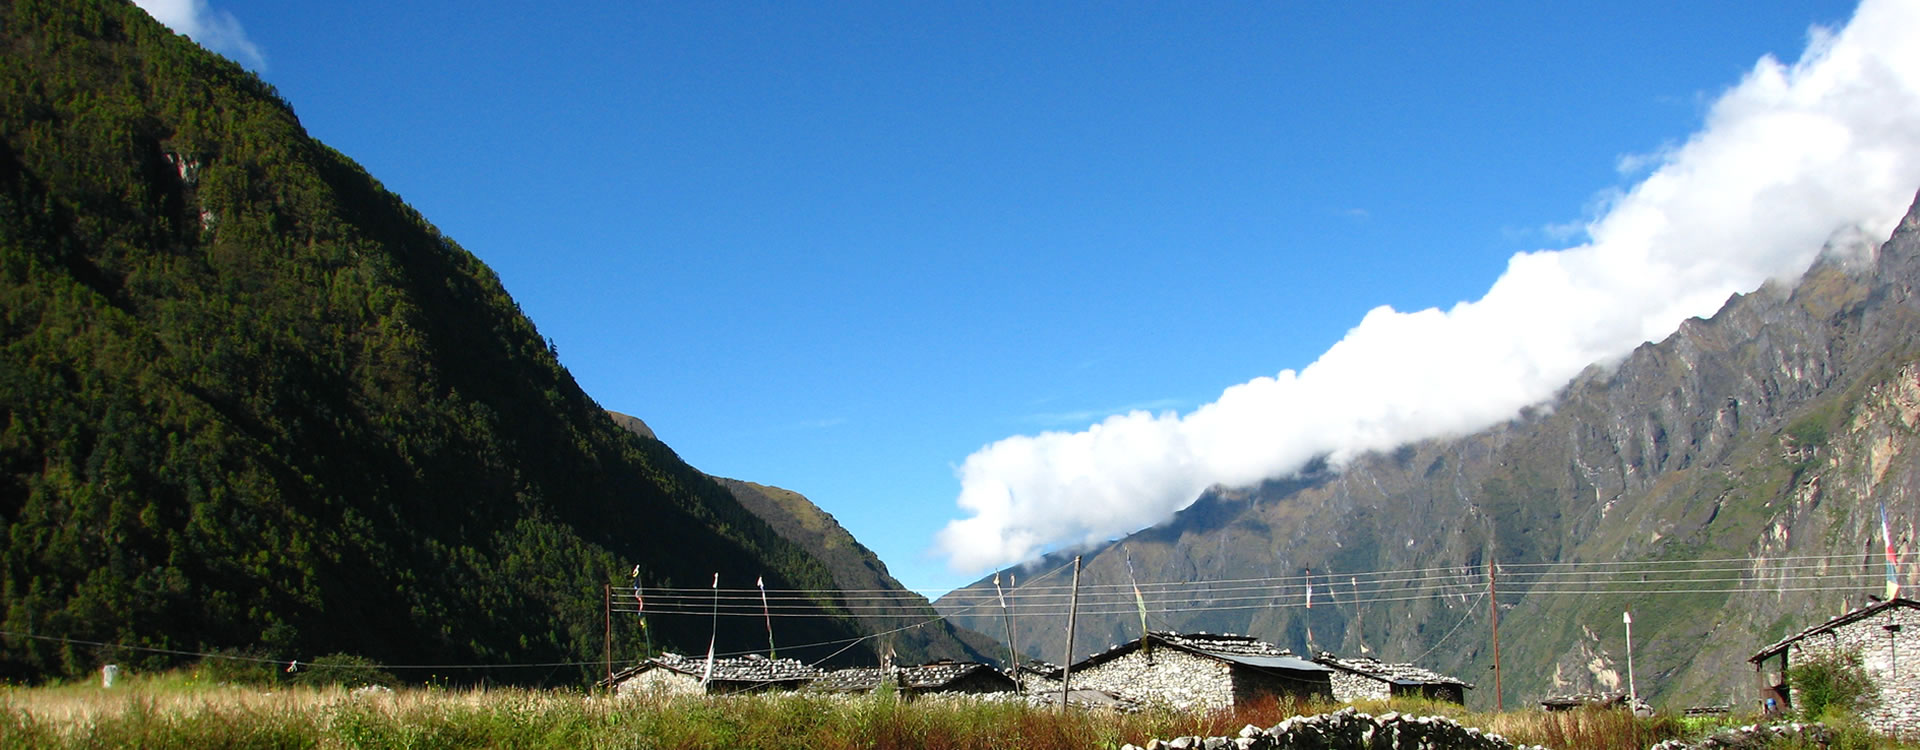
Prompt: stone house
<box><xmin>1314</xmin><ymin>653</ymin><xmax>1471</xmax><ymax>704</ymax></box>
<box><xmin>1749</xmin><ymin>597</ymin><xmax>1920</xmax><ymax>738</ymax></box>
<box><xmin>1062</xmin><ymin>631</ymin><xmax>1332</xmax><ymax>711</ymax></box>
<box><xmin>605</xmin><ymin>652</ymin><xmax>820</xmax><ymax>697</ymax></box>
<box><xmin>811</xmin><ymin>659</ymin><xmax>1017</xmax><ymax>698</ymax></box>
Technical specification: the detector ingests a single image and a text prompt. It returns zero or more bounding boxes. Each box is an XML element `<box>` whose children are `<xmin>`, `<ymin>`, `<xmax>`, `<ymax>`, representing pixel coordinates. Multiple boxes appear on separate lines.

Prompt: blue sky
<box><xmin>138</xmin><ymin>0</ymin><xmax>1916</xmax><ymax>594</ymax></box>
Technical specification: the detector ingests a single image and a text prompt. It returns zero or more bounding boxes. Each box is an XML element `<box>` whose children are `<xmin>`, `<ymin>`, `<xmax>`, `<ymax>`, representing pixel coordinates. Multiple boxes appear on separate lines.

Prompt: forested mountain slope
<box><xmin>0</xmin><ymin>0</ymin><xmax>874</xmax><ymax>683</ymax></box>
<box><xmin>939</xmin><ymin>192</ymin><xmax>1920</xmax><ymax>710</ymax></box>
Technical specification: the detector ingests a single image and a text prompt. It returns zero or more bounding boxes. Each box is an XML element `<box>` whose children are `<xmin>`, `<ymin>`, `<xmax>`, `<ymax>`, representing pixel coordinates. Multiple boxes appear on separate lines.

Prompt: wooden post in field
<box><xmin>1060</xmin><ymin>555</ymin><xmax>1081</xmax><ymax>712</ymax></box>
<box><xmin>996</xmin><ymin>571</ymin><xmax>1022</xmax><ymax>695</ymax></box>
<box><xmin>604</xmin><ymin>583</ymin><xmax>613</xmax><ymax>681</ymax></box>
<box><xmin>1488</xmin><ymin>556</ymin><xmax>1501</xmax><ymax>712</ymax></box>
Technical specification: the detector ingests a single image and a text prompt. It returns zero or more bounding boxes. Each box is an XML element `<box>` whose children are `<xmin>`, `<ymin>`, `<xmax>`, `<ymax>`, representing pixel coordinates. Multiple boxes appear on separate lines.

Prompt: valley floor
<box><xmin>2</xmin><ymin>673</ymin><xmax>1914</xmax><ymax>749</ymax></box>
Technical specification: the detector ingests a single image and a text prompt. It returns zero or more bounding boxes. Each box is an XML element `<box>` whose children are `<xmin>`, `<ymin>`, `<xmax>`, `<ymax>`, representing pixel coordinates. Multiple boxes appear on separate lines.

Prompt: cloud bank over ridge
<box><xmin>935</xmin><ymin>0</ymin><xmax>1920</xmax><ymax>573</ymax></box>
<box><xmin>132</xmin><ymin>0</ymin><xmax>265</xmax><ymax>71</ymax></box>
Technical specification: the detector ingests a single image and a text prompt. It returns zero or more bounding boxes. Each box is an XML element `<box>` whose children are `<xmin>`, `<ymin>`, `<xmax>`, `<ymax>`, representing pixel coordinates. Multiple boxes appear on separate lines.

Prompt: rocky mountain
<box><xmin>604</xmin><ymin>413</ymin><xmax>1007</xmax><ymax>665</ymax></box>
<box><xmin>937</xmin><ymin>191</ymin><xmax>1920</xmax><ymax>710</ymax></box>
<box><xmin>606</xmin><ymin>410</ymin><xmax>656</xmax><ymax>440</ymax></box>
<box><xmin>714</xmin><ymin>478</ymin><xmax>1008</xmax><ymax>665</ymax></box>
<box><xmin>0</xmin><ymin>0</ymin><xmax>879</xmax><ymax>682</ymax></box>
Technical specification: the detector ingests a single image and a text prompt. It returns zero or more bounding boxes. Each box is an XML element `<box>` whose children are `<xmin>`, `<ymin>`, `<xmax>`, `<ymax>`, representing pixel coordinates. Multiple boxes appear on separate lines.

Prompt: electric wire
<box><xmin>9</xmin><ymin>551</ymin><xmax>1904</xmax><ymax>675</ymax></box>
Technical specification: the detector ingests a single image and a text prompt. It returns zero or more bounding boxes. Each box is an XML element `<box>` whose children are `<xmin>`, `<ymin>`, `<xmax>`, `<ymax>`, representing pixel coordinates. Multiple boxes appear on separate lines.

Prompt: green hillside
<box><xmin>0</xmin><ymin>0</ymin><xmax>872</xmax><ymax>684</ymax></box>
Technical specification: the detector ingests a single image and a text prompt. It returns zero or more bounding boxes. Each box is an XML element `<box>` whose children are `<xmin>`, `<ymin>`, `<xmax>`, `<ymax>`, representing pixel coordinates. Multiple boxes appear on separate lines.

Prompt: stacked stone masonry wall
<box><xmin>1786</xmin><ymin>605</ymin><xmax>1920</xmax><ymax>739</ymax></box>
<box><xmin>1328</xmin><ymin>670</ymin><xmax>1390</xmax><ymax>703</ymax></box>
<box><xmin>1072</xmin><ymin>649</ymin><xmax>1234</xmax><ymax>711</ymax></box>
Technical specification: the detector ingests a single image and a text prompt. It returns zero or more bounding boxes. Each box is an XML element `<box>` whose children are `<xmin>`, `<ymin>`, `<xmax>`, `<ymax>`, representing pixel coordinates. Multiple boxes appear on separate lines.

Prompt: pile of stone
<box><xmin>1122</xmin><ymin>707</ymin><xmax>1546</xmax><ymax>750</ymax></box>
<box><xmin>1647</xmin><ymin>722</ymin><xmax>1835</xmax><ymax>750</ymax></box>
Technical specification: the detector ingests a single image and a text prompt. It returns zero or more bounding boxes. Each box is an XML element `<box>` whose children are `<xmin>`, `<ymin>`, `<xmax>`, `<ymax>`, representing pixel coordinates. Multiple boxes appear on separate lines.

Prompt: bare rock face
<box><xmin>941</xmin><ymin>190</ymin><xmax>1920</xmax><ymax>710</ymax></box>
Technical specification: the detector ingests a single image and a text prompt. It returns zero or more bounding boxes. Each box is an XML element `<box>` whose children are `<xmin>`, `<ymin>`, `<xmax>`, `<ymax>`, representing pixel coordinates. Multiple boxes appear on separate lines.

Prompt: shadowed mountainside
<box><xmin>602</xmin><ymin>412</ymin><xmax>1007</xmax><ymax>665</ymax></box>
<box><xmin>0</xmin><ymin>0</ymin><xmax>878</xmax><ymax>682</ymax></box>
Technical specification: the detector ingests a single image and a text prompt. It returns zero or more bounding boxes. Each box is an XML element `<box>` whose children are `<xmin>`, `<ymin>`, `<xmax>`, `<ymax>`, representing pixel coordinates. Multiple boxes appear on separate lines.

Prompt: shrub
<box><xmin>191</xmin><ymin>648</ymin><xmax>286</xmax><ymax>687</ymax></box>
<box><xmin>1787</xmin><ymin>649</ymin><xmax>1878</xmax><ymax>722</ymax></box>
<box><xmin>288</xmin><ymin>653</ymin><xmax>397</xmax><ymax>689</ymax></box>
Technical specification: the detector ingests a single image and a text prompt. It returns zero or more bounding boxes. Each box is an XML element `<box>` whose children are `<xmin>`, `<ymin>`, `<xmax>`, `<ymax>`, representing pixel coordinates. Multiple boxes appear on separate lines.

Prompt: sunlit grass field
<box><xmin>2</xmin><ymin>671</ymin><xmax>1914</xmax><ymax>749</ymax></box>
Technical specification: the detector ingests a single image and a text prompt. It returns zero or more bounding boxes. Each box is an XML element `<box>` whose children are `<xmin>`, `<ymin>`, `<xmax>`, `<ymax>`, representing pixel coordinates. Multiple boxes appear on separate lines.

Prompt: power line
<box><xmin>11</xmin><ymin>552</ymin><xmax>1889</xmax><ymax>676</ymax></box>
<box><xmin>0</xmin><ymin>631</ymin><xmax>603</xmax><ymax>671</ymax></box>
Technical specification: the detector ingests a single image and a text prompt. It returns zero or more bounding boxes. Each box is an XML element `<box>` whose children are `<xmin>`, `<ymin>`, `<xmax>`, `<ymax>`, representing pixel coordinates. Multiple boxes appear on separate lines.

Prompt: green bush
<box><xmin>287</xmin><ymin>653</ymin><xmax>397</xmax><ymax>689</ymax></box>
<box><xmin>191</xmin><ymin>649</ymin><xmax>286</xmax><ymax>687</ymax></box>
<box><xmin>1787</xmin><ymin>649</ymin><xmax>1878</xmax><ymax>722</ymax></box>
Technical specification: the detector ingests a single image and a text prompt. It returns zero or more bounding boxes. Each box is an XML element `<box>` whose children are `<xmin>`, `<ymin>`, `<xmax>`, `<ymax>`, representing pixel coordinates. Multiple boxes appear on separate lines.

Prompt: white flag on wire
<box><xmin>702</xmin><ymin>573</ymin><xmax>718</xmax><ymax>685</ymax></box>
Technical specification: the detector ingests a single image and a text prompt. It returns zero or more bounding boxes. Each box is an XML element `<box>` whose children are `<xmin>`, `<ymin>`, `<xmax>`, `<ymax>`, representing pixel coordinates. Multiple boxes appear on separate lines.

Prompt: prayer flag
<box><xmin>1884</xmin><ymin>504</ymin><xmax>1901</xmax><ymax>600</ymax></box>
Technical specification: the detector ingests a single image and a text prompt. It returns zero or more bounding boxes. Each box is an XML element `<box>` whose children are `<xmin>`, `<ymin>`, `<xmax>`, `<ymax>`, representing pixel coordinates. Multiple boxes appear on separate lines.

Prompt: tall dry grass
<box><xmin>4</xmin><ymin>673</ymin><xmax>1917</xmax><ymax>749</ymax></box>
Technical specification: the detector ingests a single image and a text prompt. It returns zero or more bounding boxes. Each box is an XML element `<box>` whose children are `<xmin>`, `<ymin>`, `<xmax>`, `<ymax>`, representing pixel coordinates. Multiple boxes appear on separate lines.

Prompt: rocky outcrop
<box><xmin>1125</xmin><ymin>708</ymin><xmax>1544</xmax><ymax>750</ymax></box>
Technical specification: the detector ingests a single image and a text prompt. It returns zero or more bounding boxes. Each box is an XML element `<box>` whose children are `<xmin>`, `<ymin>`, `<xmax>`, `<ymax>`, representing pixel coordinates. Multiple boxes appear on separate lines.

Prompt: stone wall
<box><xmin>1328</xmin><ymin>670</ymin><xmax>1390</xmax><ymax>703</ymax></box>
<box><xmin>1649</xmin><ymin>722</ymin><xmax>1834</xmax><ymax>750</ymax></box>
<box><xmin>1786</xmin><ymin>605</ymin><xmax>1920</xmax><ymax>738</ymax></box>
<box><xmin>1022</xmin><ymin>674</ymin><xmax>1062</xmax><ymax>696</ymax></box>
<box><xmin>1071</xmin><ymin>648</ymin><xmax>1233</xmax><ymax>711</ymax></box>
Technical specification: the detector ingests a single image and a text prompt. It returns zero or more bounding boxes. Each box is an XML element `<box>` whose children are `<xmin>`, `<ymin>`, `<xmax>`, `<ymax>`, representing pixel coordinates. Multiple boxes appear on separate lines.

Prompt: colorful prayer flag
<box><xmin>1884</xmin><ymin>504</ymin><xmax>1901</xmax><ymax>600</ymax></box>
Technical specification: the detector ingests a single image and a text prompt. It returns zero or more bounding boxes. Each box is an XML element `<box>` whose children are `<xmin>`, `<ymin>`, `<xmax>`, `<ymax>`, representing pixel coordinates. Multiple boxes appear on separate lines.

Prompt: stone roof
<box><xmin>1015</xmin><ymin>659</ymin><xmax>1063</xmax><ymax>680</ymax></box>
<box><xmin>897</xmin><ymin>660</ymin><xmax>1010</xmax><ymax>690</ymax></box>
<box><xmin>812</xmin><ymin>660</ymin><xmax>1013</xmax><ymax>692</ymax></box>
<box><xmin>1749</xmin><ymin>597</ymin><xmax>1920</xmax><ymax>663</ymax></box>
<box><xmin>811</xmin><ymin>666</ymin><xmax>886</xmax><ymax>692</ymax></box>
<box><xmin>1156</xmin><ymin>631</ymin><xmax>1289</xmax><ymax>657</ymax></box>
<box><xmin>646</xmin><ymin>652</ymin><xmax>822</xmax><ymax>684</ymax></box>
<box><xmin>1025</xmin><ymin>687</ymin><xmax>1144</xmax><ymax>712</ymax></box>
<box><xmin>1071</xmin><ymin>631</ymin><xmax>1326</xmax><ymax>673</ymax></box>
<box><xmin>1540</xmin><ymin>692</ymin><xmax>1650</xmax><ymax>714</ymax></box>
<box><xmin>1314</xmin><ymin>652</ymin><xmax>1473</xmax><ymax>688</ymax></box>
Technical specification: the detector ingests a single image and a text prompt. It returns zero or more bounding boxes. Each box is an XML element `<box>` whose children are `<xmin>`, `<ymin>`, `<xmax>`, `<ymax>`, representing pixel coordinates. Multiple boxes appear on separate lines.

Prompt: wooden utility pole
<box><xmin>603</xmin><ymin>584</ymin><xmax>613</xmax><ymax>681</ymax></box>
<box><xmin>1060</xmin><ymin>555</ymin><xmax>1082</xmax><ymax>711</ymax></box>
<box><xmin>1489</xmin><ymin>557</ymin><xmax>1502</xmax><ymax>711</ymax></box>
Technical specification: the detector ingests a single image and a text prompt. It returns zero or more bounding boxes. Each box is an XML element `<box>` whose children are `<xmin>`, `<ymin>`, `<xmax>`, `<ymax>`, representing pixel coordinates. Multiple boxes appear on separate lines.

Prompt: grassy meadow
<box><xmin>0</xmin><ymin>671</ymin><xmax>1914</xmax><ymax>749</ymax></box>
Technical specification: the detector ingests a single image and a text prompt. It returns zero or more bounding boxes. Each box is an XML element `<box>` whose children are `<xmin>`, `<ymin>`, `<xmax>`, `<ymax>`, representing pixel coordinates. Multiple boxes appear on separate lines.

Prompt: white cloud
<box><xmin>934</xmin><ymin>0</ymin><xmax>1920</xmax><ymax>573</ymax></box>
<box><xmin>132</xmin><ymin>0</ymin><xmax>266</xmax><ymax>72</ymax></box>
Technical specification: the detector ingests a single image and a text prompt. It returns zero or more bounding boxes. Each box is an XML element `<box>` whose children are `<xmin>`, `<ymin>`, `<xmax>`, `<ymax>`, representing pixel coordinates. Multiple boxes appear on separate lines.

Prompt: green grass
<box><xmin>4</xmin><ymin>673</ymin><xmax>1919</xmax><ymax>749</ymax></box>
